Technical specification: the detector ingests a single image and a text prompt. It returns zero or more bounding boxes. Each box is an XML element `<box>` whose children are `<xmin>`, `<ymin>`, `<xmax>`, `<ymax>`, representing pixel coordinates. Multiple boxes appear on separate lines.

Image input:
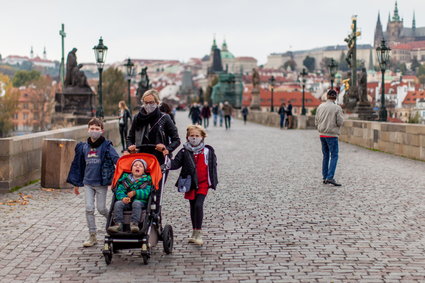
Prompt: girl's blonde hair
<box><xmin>119</xmin><ymin>100</ymin><xmax>128</xmax><ymax>110</ymax></box>
<box><xmin>186</xmin><ymin>125</ymin><xmax>207</xmax><ymax>139</ymax></box>
<box><xmin>142</xmin><ymin>89</ymin><xmax>160</xmax><ymax>104</ymax></box>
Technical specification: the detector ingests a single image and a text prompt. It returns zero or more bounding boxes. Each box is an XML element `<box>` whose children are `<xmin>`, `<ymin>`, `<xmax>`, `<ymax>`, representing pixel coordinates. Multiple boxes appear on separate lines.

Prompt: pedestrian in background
<box><xmin>218</xmin><ymin>102</ymin><xmax>224</xmax><ymax>127</ymax></box>
<box><xmin>286</xmin><ymin>102</ymin><xmax>293</xmax><ymax>129</ymax></box>
<box><xmin>222</xmin><ymin>101</ymin><xmax>233</xmax><ymax>129</ymax></box>
<box><xmin>118</xmin><ymin>101</ymin><xmax>132</xmax><ymax>153</ymax></box>
<box><xmin>67</xmin><ymin>118</ymin><xmax>120</xmax><ymax>247</ymax></box>
<box><xmin>160</xmin><ymin>102</ymin><xmax>176</xmax><ymax>124</ymax></box>
<box><xmin>315</xmin><ymin>89</ymin><xmax>344</xmax><ymax>186</ymax></box>
<box><xmin>241</xmin><ymin>106</ymin><xmax>249</xmax><ymax>125</ymax></box>
<box><xmin>189</xmin><ymin>103</ymin><xmax>202</xmax><ymax>125</ymax></box>
<box><xmin>201</xmin><ymin>102</ymin><xmax>211</xmax><ymax>128</ymax></box>
<box><xmin>277</xmin><ymin>102</ymin><xmax>286</xmax><ymax>129</ymax></box>
<box><xmin>212</xmin><ymin>104</ymin><xmax>219</xmax><ymax>127</ymax></box>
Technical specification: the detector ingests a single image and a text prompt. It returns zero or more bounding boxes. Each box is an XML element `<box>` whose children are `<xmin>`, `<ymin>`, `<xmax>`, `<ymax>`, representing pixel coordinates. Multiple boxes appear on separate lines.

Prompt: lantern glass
<box><xmin>93</xmin><ymin>37</ymin><xmax>108</xmax><ymax>68</ymax></box>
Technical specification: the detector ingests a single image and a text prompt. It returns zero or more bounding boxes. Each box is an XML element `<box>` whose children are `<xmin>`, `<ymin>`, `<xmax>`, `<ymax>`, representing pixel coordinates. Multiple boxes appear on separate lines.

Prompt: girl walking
<box><xmin>167</xmin><ymin>125</ymin><xmax>218</xmax><ymax>245</ymax></box>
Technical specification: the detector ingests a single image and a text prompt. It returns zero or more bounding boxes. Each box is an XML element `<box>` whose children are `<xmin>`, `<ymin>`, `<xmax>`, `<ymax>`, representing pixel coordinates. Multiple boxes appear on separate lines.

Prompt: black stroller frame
<box><xmin>102</xmin><ymin>154</ymin><xmax>173</xmax><ymax>265</ymax></box>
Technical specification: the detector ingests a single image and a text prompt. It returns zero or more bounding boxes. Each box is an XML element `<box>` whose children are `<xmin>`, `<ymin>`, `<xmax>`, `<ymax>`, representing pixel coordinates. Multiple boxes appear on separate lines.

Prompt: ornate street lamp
<box><xmin>124</xmin><ymin>58</ymin><xmax>135</xmax><ymax>110</ymax></box>
<box><xmin>300</xmin><ymin>68</ymin><xmax>308</xmax><ymax>115</ymax></box>
<box><xmin>93</xmin><ymin>37</ymin><xmax>108</xmax><ymax>118</ymax></box>
<box><xmin>376</xmin><ymin>39</ymin><xmax>391</xmax><ymax>122</ymax></box>
<box><xmin>328</xmin><ymin>58</ymin><xmax>338</xmax><ymax>89</ymax></box>
<box><xmin>269</xmin><ymin>76</ymin><xmax>275</xmax><ymax>112</ymax></box>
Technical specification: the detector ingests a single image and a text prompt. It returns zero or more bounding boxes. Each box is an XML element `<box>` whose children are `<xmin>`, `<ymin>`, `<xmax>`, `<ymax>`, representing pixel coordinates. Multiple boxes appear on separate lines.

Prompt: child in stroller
<box><xmin>108</xmin><ymin>159</ymin><xmax>152</xmax><ymax>234</ymax></box>
<box><xmin>103</xmin><ymin>153</ymin><xmax>173</xmax><ymax>265</ymax></box>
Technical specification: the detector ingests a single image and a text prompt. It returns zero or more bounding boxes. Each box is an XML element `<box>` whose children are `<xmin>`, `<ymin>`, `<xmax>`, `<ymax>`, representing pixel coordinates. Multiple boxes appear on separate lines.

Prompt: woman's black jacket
<box><xmin>126</xmin><ymin>109</ymin><xmax>180</xmax><ymax>163</ymax></box>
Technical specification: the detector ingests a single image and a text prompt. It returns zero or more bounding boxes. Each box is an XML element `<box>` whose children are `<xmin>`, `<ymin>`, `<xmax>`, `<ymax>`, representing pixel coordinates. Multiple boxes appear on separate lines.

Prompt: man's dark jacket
<box><xmin>67</xmin><ymin>140</ymin><xmax>119</xmax><ymax>187</ymax></box>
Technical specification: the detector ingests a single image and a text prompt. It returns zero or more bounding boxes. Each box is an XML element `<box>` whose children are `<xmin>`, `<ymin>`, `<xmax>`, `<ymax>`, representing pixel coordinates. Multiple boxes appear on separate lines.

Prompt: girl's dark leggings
<box><xmin>189</xmin><ymin>194</ymin><xmax>206</xmax><ymax>229</ymax></box>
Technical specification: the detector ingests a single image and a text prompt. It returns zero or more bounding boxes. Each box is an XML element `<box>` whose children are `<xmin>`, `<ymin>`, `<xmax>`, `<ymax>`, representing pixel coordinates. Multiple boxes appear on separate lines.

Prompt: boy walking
<box><xmin>67</xmin><ymin>118</ymin><xmax>120</xmax><ymax>247</ymax></box>
<box><xmin>315</xmin><ymin>89</ymin><xmax>344</xmax><ymax>186</ymax></box>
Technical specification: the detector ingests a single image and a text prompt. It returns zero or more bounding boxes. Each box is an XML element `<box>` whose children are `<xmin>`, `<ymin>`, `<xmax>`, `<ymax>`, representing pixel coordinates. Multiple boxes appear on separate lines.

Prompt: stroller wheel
<box><xmin>142</xmin><ymin>253</ymin><xmax>149</xmax><ymax>265</ymax></box>
<box><xmin>102</xmin><ymin>244</ymin><xmax>112</xmax><ymax>265</ymax></box>
<box><xmin>162</xmin><ymin>224</ymin><xmax>173</xmax><ymax>254</ymax></box>
<box><xmin>141</xmin><ymin>243</ymin><xmax>150</xmax><ymax>265</ymax></box>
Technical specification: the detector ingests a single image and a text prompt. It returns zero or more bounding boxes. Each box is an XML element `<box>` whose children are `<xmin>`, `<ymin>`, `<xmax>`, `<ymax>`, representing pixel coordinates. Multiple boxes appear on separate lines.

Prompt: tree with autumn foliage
<box><xmin>0</xmin><ymin>73</ymin><xmax>19</xmax><ymax>137</ymax></box>
<box><xmin>28</xmin><ymin>76</ymin><xmax>56</xmax><ymax>132</ymax></box>
<box><xmin>101</xmin><ymin>67</ymin><xmax>126</xmax><ymax>116</ymax></box>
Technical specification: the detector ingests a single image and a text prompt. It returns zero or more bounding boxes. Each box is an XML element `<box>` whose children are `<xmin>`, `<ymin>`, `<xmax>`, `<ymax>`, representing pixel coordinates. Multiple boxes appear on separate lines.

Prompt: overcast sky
<box><xmin>0</xmin><ymin>0</ymin><xmax>423</xmax><ymax>65</ymax></box>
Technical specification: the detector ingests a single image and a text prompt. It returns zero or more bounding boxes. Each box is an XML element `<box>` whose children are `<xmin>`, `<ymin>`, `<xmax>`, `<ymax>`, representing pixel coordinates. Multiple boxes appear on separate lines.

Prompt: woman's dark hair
<box><xmin>160</xmin><ymin>102</ymin><xmax>172</xmax><ymax>114</ymax></box>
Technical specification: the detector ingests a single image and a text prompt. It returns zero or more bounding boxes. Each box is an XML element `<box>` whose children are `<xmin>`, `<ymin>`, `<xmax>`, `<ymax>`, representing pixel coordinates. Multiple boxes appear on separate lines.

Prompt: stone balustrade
<box><xmin>339</xmin><ymin>120</ymin><xmax>425</xmax><ymax>161</ymax></box>
<box><xmin>0</xmin><ymin>121</ymin><xmax>120</xmax><ymax>192</ymax></box>
<box><xmin>237</xmin><ymin>110</ymin><xmax>425</xmax><ymax>161</ymax></box>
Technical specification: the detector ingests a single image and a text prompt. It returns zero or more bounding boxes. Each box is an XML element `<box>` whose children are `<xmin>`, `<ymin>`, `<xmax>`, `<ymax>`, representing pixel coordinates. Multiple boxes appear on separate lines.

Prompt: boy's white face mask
<box><xmin>188</xmin><ymin>137</ymin><xmax>202</xmax><ymax>146</ymax></box>
<box><xmin>88</xmin><ymin>130</ymin><xmax>102</xmax><ymax>140</ymax></box>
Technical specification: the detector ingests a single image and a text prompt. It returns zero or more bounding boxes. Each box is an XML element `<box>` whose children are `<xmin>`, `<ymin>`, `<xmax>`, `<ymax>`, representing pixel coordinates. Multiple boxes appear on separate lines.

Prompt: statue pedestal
<box><xmin>250</xmin><ymin>88</ymin><xmax>261</xmax><ymax>110</ymax></box>
<box><xmin>354</xmin><ymin>101</ymin><xmax>377</xmax><ymax>121</ymax></box>
<box><xmin>54</xmin><ymin>87</ymin><xmax>95</xmax><ymax>125</ymax></box>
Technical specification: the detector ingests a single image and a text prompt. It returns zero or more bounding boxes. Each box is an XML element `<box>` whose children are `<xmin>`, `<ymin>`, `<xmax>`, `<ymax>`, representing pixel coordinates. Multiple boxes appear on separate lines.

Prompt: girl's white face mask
<box><xmin>188</xmin><ymin>137</ymin><xmax>202</xmax><ymax>146</ymax></box>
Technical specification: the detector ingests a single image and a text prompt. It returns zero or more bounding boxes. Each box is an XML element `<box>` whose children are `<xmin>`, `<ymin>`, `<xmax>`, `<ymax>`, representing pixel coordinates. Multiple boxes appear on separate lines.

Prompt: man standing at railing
<box><xmin>315</xmin><ymin>89</ymin><xmax>344</xmax><ymax>186</ymax></box>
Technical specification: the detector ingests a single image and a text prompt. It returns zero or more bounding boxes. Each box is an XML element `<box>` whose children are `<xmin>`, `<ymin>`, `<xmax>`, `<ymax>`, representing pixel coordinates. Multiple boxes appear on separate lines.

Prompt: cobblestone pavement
<box><xmin>2</xmin><ymin>114</ymin><xmax>425</xmax><ymax>283</ymax></box>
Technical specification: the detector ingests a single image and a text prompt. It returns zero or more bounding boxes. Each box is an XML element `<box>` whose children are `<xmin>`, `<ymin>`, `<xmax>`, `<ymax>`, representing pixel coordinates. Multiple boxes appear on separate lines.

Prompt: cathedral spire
<box><xmin>374</xmin><ymin>12</ymin><xmax>384</xmax><ymax>47</ymax></box>
<box><xmin>392</xmin><ymin>1</ymin><xmax>400</xmax><ymax>22</ymax></box>
<box><xmin>30</xmin><ymin>46</ymin><xmax>34</xmax><ymax>59</ymax></box>
<box><xmin>43</xmin><ymin>46</ymin><xmax>47</xmax><ymax>59</ymax></box>
<box><xmin>211</xmin><ymin>36</ymin><xmax>217</xmax><ymax>51</ymax></box>
<box><xmin>222</xmin><ymin>39</ymin><xmax>228</xmax><ymax>52</ymax></box>
<box><xmin>413</xmin><ymin>11</ymin><xmax>416</xmax><ymax>31</ymax></box>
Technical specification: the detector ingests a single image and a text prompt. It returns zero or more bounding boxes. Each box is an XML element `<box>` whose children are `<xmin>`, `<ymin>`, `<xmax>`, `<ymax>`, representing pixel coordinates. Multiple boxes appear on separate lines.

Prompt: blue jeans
<box><xmin>113</xmin><ymin>200</ymin><xmax>146</xmax><ymax>224</ymax></box>
<box><xmin>213</xmin><ymin>114</ymin><xmax>218</xmax><ymax>126</ymax></box>
<box><xmin>84</xmin><ymin>185</ymin><xmax>108</xmax><ymax>233</ymax></box>
<box><xmin>279</xmin><ymin>114</ymin><xmax>286</xmax><ymax>128</ymax></box>
<box><xmin>320</xmin><ymin>137</ymin><xmax>339</xmax><ymax>180</ymax></box>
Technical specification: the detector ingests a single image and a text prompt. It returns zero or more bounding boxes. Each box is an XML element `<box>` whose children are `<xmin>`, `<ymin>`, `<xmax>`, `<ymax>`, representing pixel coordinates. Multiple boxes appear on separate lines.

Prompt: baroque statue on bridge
<box><xmin>358</xmin><ymin>67</ymin><xmax>368</xmax><ymax>103</ymax></box>
<box><xmin>136</xmin><ymin>67</ymin><xmax>150</xmax><ymax>103</ymax></box>
<box><xmin>252</xmin><ymin>68</ymin><xmax>260</xmax><ymax>90</ymax></box>
<box><xmin>64</xmin><ymin>48</ymin><xmax>91</xmax><ymax>91</ymax></box>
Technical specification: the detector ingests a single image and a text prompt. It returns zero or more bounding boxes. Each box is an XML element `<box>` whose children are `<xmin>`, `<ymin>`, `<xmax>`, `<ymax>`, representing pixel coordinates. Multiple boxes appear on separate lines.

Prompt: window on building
<box><xmin>14</xmin><ymin>113</ymin><xmax>18</xmax><ymax>119</ymax></box>
<box><xmin>23</xmin><ymin>103</ymin><xmax>28</xmax><ymax>109</ymax></box>
<box><xmin>34</xmin><ymin>112</ymin><xmax>39</xmax><ymax>120</ymax></box>
<box><xmin>23</xmin><ymin>113</ymin><xmax>28</xmax><ymax>120</ymax></box>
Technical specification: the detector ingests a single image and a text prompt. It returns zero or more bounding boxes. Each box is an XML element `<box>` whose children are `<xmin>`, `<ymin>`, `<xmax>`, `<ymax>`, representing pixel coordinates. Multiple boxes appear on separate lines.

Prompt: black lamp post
<box><xmin>328</xmin><ymin>58</ymin><xmax>338</xmax><ymax>89</ymax></box>
<box><xmin>376</xmin><ymin>39</ymin><xmax>391</xmax><ymax>122</ymax></box>
<box><xmin>269</xmin><ymin>76</ymin><xmax>275</xmax><ymax>112</ymax></box>
<box><xmin>93</xmin><ymin>37</ymin><xmax>108</xmax><ymax>118</ymax></box>
<box><xmin>300</xmin><ymin>68</ymin><xmax>308</xmax><ymax>115</ymax></box>
<box><xmin>124</xmin><ymin>58</ymin><xmax>134</xmax><ymax>111</ymax></box>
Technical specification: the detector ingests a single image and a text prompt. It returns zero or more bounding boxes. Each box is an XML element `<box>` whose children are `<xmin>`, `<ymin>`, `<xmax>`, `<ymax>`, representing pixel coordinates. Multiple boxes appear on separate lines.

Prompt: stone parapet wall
<box><xmin>0</xmin><ymin>121</ymin><xmax>120</xmax><ymax>192</ymax></box>
<box><xmin>339</xmin><ymin>120</ymin><xmax>425</xmax><ymax>161</ymax></box>
<box><xmin>237</xmin><ymin>110</ymin><xmax>425</xmax><ymax>161</ymax></box>
<box><xmin>235</xmin><ymin>110</ymin><xmax>316</xmax><ymax>129</ymax></box>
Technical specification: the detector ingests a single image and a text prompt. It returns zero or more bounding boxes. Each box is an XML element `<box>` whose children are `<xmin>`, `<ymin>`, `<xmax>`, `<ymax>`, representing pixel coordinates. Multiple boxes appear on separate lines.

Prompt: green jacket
<box><xmin>115</xmin><ymin>173</ymin><xmax>152</xmax><ymax>203</ymax></box>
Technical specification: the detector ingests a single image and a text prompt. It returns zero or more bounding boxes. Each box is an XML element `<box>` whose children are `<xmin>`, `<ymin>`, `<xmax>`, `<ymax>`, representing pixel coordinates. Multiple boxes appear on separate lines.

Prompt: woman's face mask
<box><xmin>88</xmin><ymin>130</ymin><xmax>102</xmax><ymax>140</ymax></box>
<box><xmin>188</xmin><ymin>136</ymin><xmax>203</xmax><ymax>146</ymax></box>
<box><xmin>144</xmin><ymin>103</ymin><xmax>158</xmax><ymax>114</ymax></box>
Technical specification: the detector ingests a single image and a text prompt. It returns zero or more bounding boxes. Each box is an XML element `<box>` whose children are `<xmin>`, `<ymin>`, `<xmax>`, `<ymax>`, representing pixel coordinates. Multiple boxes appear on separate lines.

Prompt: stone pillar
<box><xmin>297</xmin><ymin>115</ymin><xmax>308</xmax><ymax>129</ymax></box>
<box><xmin>41</xmin><ymin>138</ymin><xmax>76</xmax><ymax>189</ymax></box>
<box><xmin>250</xmin><ymin>88</ymin><xmax>261</xmax><ymax>110</ymax></box>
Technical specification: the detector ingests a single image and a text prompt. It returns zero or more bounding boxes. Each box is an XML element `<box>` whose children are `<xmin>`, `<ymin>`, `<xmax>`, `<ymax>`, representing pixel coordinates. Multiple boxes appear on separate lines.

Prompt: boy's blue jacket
<box><xmin>67</xmin><ymin>140</ymin><xmax>119</xmax><ymax>187</ymax></box>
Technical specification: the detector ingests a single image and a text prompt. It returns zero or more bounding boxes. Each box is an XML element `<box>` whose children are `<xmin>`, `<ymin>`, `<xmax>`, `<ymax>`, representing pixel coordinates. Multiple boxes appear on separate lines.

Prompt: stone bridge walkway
<box><xmin>1</xmin><ymin>113</ymin><xmax>425</xmax><ymax>282</ymax></box>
